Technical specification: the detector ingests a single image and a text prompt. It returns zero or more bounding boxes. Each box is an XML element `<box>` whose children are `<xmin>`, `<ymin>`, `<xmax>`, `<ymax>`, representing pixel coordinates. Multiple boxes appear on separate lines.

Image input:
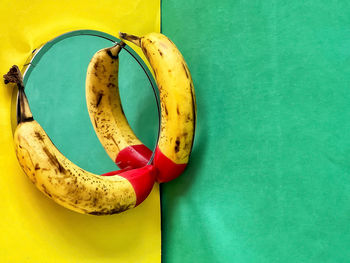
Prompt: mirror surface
<box><xmin>22</xmin><ymin>32</ymin><xmax>158</xmax><ymax>174</ymax></box>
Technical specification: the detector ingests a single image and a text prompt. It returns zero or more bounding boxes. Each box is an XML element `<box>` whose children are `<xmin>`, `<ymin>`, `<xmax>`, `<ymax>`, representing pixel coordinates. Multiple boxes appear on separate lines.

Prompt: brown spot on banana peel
<box><xmin>34</xmin><ymin>131</ymin><xmax>44</xmax><ymax>141</ymax></box>
<box><xmin>101</xmin><ymin>64</ymin><xmax>107</xmax><ymax>73</ymax></box>
<box><xmin>108</xmin><ymin>74</ymin><xmax>113</xmax><ymax>82</ymax></box>
<box><xmin>89</xmin><ymin>204</ymin><xmax>132</xmax><ymax>215</ymax></box>
<box><xmin>183</xmin><ymin>63</ymin><xmax>189</xmax><ymax>79</ymax></box>
<box><xmin>165</xmin><ymin>36</ymin><xmax>175</xmax><ymax>45</ymax></box>
<box><xmin>42</xmin><ymin>147</ymin><xmax>66</xmax><ymax>174</ymax></box>
<box><xmin>158</xmin><ymin>49</ymin><xmax>163</xmax><ymax>56</ymax></box>
<box><xmin>175</xmin><ymin>138</ymin><xmax>181</xmax><ymax>153</ymax></box>
<box><xmin>41</xmin><ymin>184</ymin><xmax>52</xmax><ymax>198</ymax></box>
<box><xmin>53</xmin><ymin>195</ymin><xmax>69</xmax><ymax>205</ymax></box>
<box><xmin>20</xmin><ymin>146</ymin><xmax>36</xmax><ymax>173</ymax></box>
<box><xmin>177</xmin><ymin>105</ymin><xmax>180</xmax><ymax>115</ymax></box>
<box><xmin>92</xmin><ymin>197</ymin><xmax>98</xmax><ymax>206</ymax></box>
<box><xmin>31</xmin><ymin>173</ymin><xmax>37</xmax><ymax>184</ymax></box>
<box><xmin>184</xmin><ymin>141</ymin><xmax>191</xmax><ymax>150</ymax></box>
<box><xmin>142</xmin><ymin>47</ymin><xmax>149</xmax><ymax>59</ymax></box>
<box><xmin>94</xmin><ymin>117</ymin><xmax>98</xmax><ymax>128</ymax></box>
<box><xmin>107</xmin><ymin>83</ymin><xmax>116</xmax><ymax>88</ymax></box>
<box><xmin>110</xmin><ymin>136</ymin><xmax>119</xmax><ymax>148</ymax></box>
<box><xmin>96</xmin><ymin>93</ymin><xmax>103</xmax><ymax>107</ymax></box>
<box><xmin>188</xmin><ymin>82</ymin><xmax>196</xmax><ymax>155</ymax></box>
<box><xmin>106</xmin><ymin>134</ymin><xmax>120</xmax><ymax>150</ymax></box>
<box><xmin>91</xmin><ymin>85</ymin><xmax>98</xmax><ymax>94</ymax></box>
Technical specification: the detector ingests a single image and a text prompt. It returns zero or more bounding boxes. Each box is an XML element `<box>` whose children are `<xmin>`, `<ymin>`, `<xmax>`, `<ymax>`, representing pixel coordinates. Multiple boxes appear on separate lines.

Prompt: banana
<box><xmin>86</xmin><ymin>42</ymin><xmax>152</xmax><ymax>170</ymax></box>
<box><xmin>86</xmin><ymin>33</ymin><xmax>196</xmax><ymax>183</ymax></box>
<box><xmin>119</xmin><ymin>32</ymin><xmax>196</xmax><ymax>183</ymax></box>
<box><xmin>5</xmin><ymin>65</ymin><xmax>155</xmax><ymax>215</ymax></box>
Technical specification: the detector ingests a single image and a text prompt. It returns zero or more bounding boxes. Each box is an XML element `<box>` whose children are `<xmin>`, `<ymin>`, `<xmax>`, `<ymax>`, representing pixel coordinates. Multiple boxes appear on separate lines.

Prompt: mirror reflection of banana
<box><xmin>87</xmin><ymin>34</ymin><xmax>196</xmax><ymax>183</ymax></box>
<box><xmin>5</xmin><ymin>65</ymin><xmax>155</xmax><ymax>215</ymax></box>
<box><xmin>120</xmin><ymin>32</ymin><xmax>196</xmax><ymax>183</ymax></box>
<box><xmin>85</xmin><ymin>42</ymin><xmax>152</xmax><ymax>170</ymax></box>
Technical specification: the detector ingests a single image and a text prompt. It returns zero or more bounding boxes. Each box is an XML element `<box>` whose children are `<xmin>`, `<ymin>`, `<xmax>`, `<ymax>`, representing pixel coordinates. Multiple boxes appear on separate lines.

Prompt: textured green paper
<box><xmin>162</xmin><ymin>1</ymin><xmax>350</xmax><ymax>262</ymax></box>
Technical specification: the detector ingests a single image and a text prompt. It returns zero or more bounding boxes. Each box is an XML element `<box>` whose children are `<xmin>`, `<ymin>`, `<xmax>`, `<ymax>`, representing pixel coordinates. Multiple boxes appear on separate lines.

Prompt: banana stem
<box><xmin>109</xmin><ymin>41</ymin><xmax>126</xmax><ymax>57</ymax></box>
<box><xmin>119</xmin><ymin>32</ymin><xmax>141</xmax><ymax>47</ymax></box>
<box><xmin>4</xmin><ymin>65</ymin><xmax>33</xmax><ymax>123</ymax></box>
<box><xmin>4</xmin><ymin>65</ymin><xmax>23</xmax><ymax>88</ymax></box>
<box><xmin>17</xmin><ymin>89</ymin><xmax>33</xmax><ymax>123</ymax></box>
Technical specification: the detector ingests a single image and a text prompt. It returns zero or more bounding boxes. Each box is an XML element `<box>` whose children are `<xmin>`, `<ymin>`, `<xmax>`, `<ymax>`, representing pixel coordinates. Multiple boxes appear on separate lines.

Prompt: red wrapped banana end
<box><xmin>115</xmin><ymin>144</ymin><xmax>153</xmax><ymax>170</ymax></box>
<box><xmin>153</xmin><ymin>146</ymin><xmax>187</xmax><ymax>183</ymax></box>
<box><xmin>101</xmin><ymin>165</ymin><xmax>156</xmax><ymax>206</ymax></box>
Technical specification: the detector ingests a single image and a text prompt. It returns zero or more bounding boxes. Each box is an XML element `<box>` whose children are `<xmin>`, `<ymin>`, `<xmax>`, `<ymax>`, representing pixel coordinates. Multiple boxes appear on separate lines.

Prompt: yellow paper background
<box><xmin>0</xmin><ymin>1</ymin><xmax>161</xmax><ymax>262</ymax></box>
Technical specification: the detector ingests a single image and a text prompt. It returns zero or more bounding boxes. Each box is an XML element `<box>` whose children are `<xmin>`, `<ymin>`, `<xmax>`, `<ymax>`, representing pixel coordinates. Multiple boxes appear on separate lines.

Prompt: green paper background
<box><xmin>161</xmin><ymin>1</ymin><xmax>350</xmax><ymax>262</ymax></box>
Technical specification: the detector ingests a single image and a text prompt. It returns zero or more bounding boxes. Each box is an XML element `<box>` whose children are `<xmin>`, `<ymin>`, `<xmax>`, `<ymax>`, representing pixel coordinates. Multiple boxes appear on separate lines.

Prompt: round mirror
<box><xmin>12</xmin><ymin>30</ymin><xmax>159</xmax><ymax>174</ymax></box>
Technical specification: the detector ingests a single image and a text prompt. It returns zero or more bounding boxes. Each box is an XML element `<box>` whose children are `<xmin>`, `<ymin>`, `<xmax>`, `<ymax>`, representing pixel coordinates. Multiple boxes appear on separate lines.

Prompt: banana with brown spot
<box><xmin>5</xmin><ymin>65</ymin><xmax>155</xmax><ymax>215</ymax></box>
<box><xmin>86</xmin><ymin>42</ymin><xmax>152</xmax><ymax>170</ymax></box>
<box><xmin>120</xmin><ymin>32</ymin><xmax>196</xmax><ymax>183</ymax></box>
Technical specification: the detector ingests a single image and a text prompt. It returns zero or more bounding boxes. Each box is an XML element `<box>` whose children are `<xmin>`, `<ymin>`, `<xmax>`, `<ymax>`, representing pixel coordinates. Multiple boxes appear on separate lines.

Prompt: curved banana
<box><xmin>86</xmin><ymin>34</ymin><xmax>196</xmax><ymax>183</ymax></box>
<box><xmin>5</xmin><ymin>65</ymin><xmax>155</xmax><ymax>215</ymax></box>
<box><xmin>86</xmin><ymin>42</ymin><xmax>152</xmax><ymax>170</ymax></box>
<box><xmin>120</xmin><ymin>32</ymin><xmax>196</xmax><ymax>183</ymax></box>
